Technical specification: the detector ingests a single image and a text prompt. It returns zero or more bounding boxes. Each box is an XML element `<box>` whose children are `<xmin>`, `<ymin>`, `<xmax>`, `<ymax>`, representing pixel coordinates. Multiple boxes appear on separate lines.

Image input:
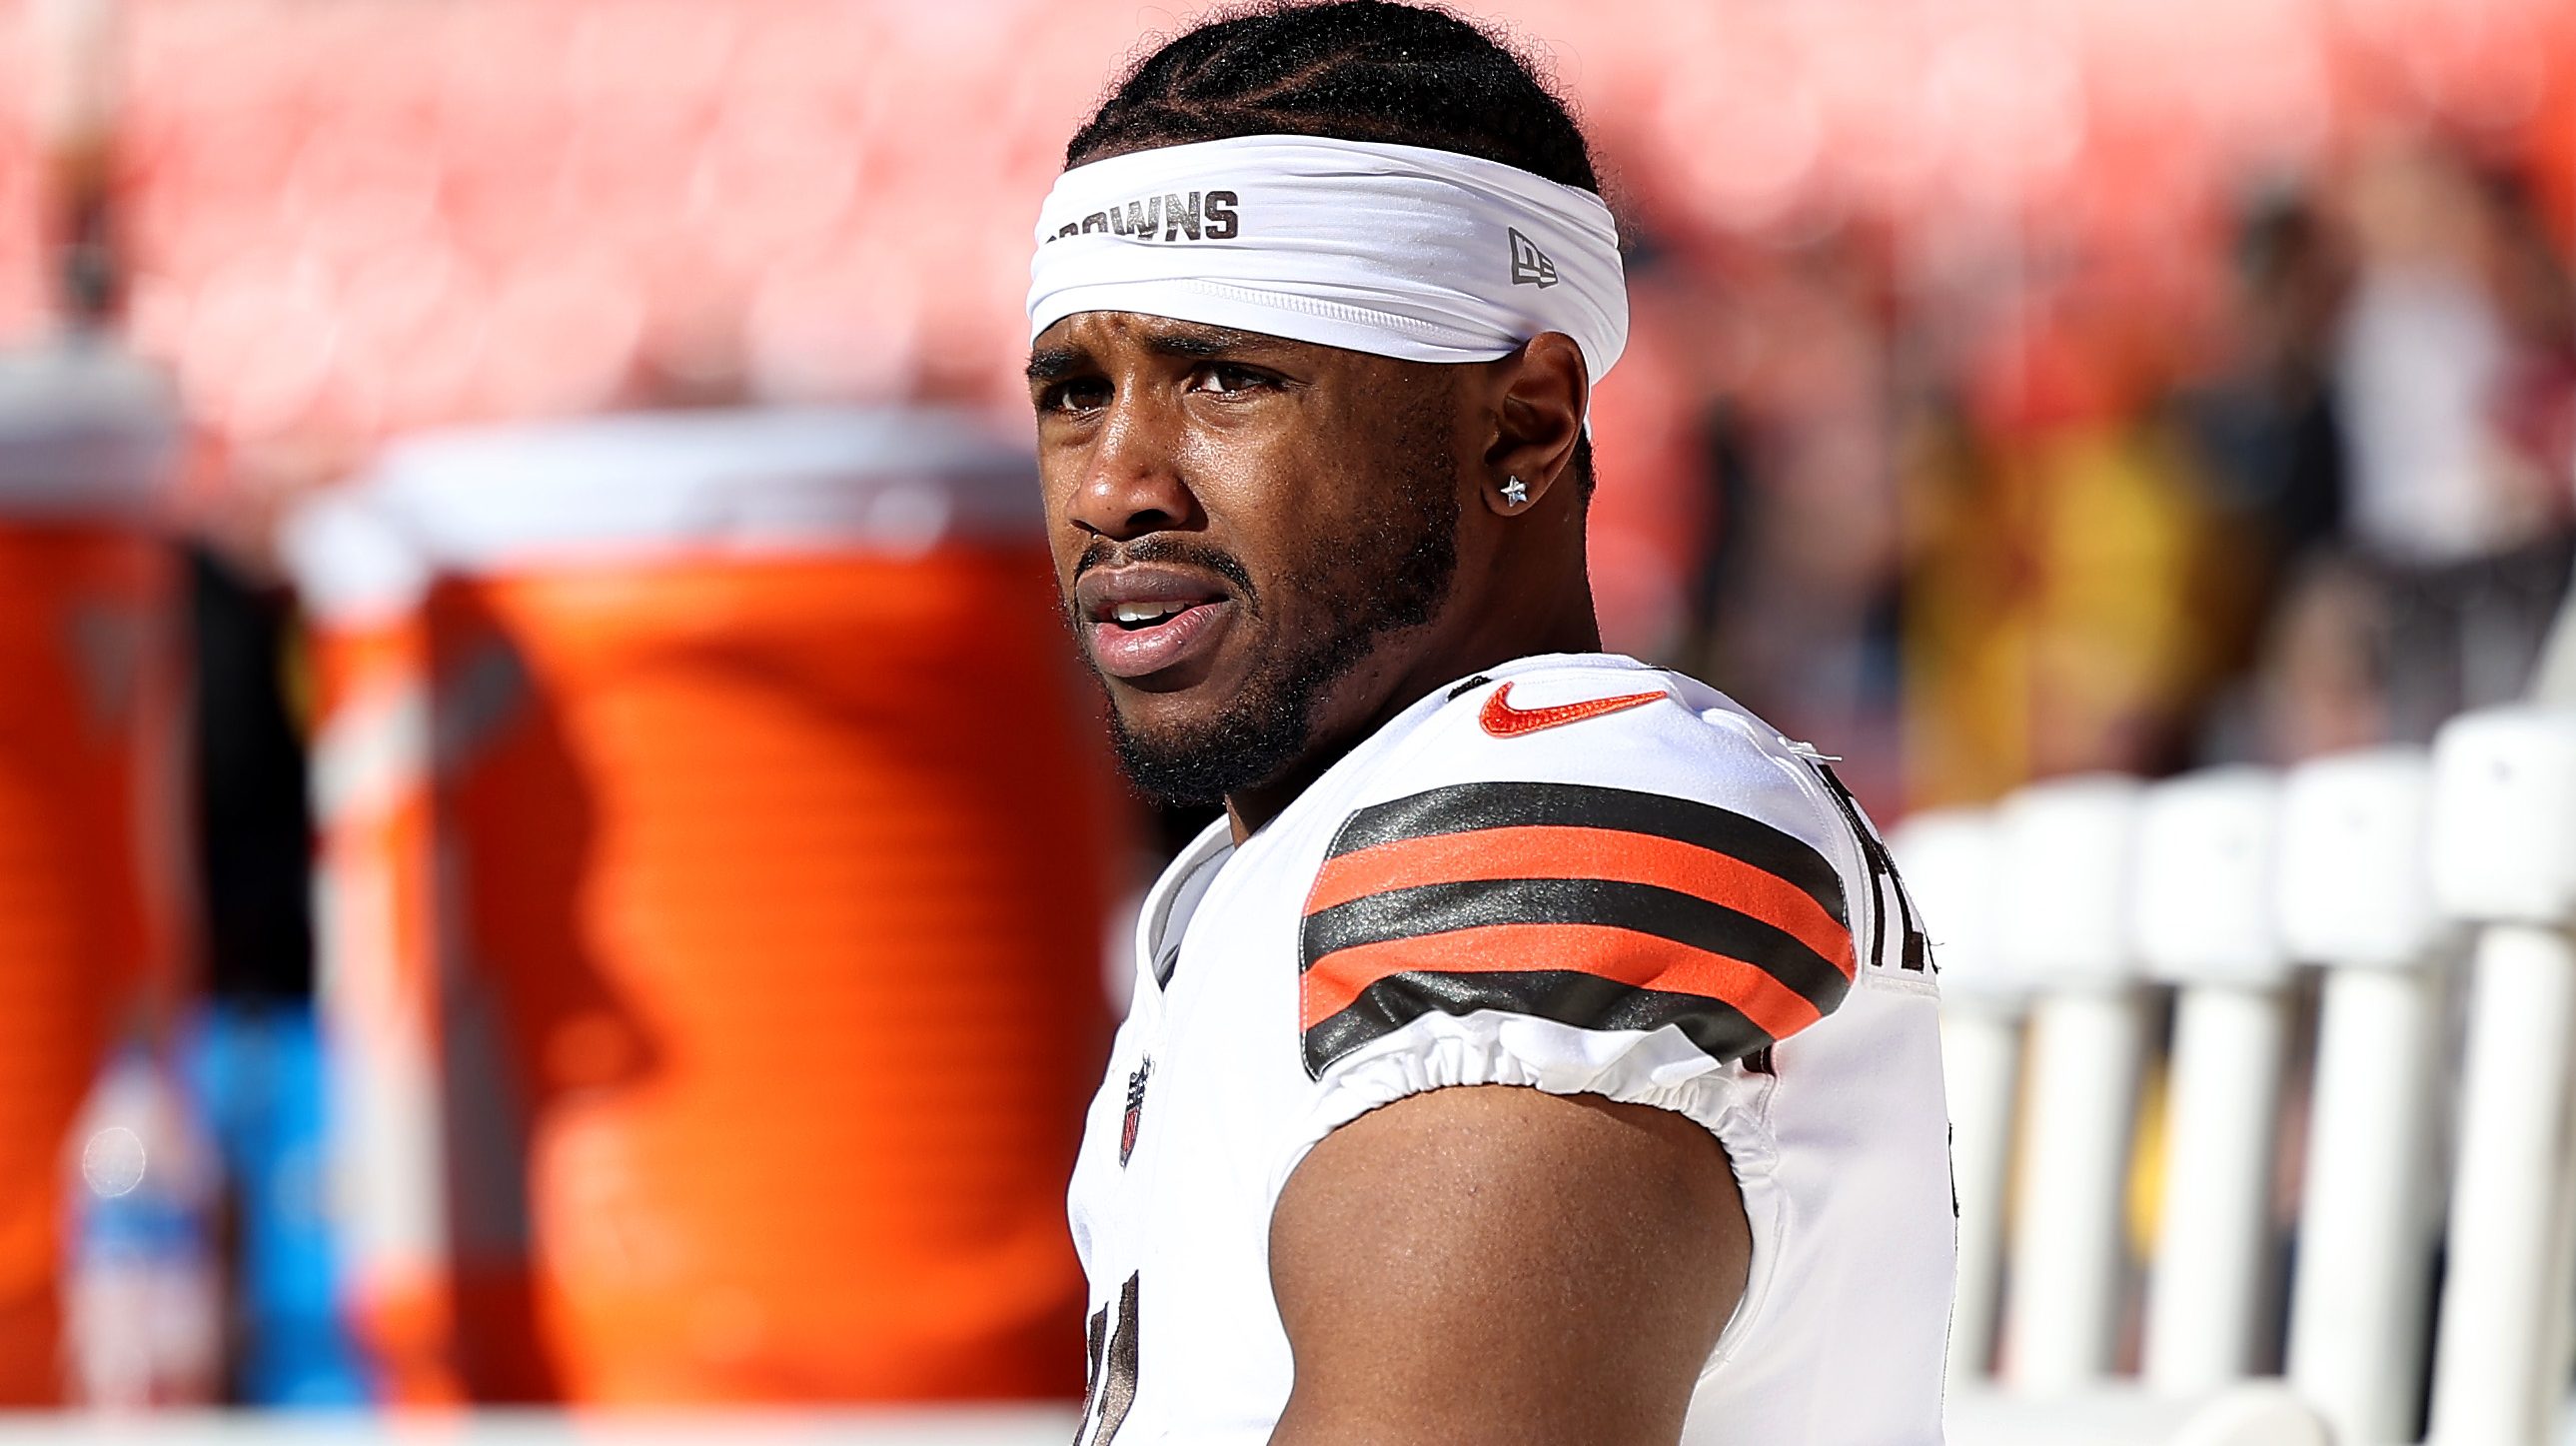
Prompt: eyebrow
<box><xmin>1026</xmin><ymin>323</ymin><xmax>1295</xmax><ymax>383</ymax></box>
<box><xmin>1025</xmin><ymin>345</ymin><xmax>1085</xmax><ymax>384</ymax></box>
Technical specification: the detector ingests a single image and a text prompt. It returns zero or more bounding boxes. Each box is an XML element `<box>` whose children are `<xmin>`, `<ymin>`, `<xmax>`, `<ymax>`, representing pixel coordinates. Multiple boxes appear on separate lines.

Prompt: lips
<box><xmin>1075</xmin><ymin>565</ymin><xmax>1239</xmax><ymax>682</ymax></box>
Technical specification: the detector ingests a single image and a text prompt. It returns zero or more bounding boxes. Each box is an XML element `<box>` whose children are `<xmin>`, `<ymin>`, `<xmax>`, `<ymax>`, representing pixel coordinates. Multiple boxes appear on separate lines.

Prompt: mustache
<box><xmin>1071</xmin><ymin>536</ymin><xmax>1260</xmax><ymax>613</ymax></box>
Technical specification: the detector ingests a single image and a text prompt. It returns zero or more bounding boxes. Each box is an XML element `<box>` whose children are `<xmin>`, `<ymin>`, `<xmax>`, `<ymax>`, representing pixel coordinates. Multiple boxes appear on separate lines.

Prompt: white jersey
<box><xmin>1068</xmin><ymin>653</ymin><xmax>1953</xmax><ymax>1445</ymax></box>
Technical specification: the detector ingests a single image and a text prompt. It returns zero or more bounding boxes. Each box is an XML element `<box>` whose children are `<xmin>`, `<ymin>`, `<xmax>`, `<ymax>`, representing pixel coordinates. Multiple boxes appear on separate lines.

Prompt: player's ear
<box><xmin>1480</xmin><ymin>332</ymin><xmax>1587</xmax><ymax>517</ymax></box>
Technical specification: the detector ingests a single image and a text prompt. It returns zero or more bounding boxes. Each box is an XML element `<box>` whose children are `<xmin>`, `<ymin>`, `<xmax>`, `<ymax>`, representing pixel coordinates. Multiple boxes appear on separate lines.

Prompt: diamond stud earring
<box><xmin>1501</xmin><ymin>476</ymin><xmax>1529</xmax><ymax>507</ymax></box>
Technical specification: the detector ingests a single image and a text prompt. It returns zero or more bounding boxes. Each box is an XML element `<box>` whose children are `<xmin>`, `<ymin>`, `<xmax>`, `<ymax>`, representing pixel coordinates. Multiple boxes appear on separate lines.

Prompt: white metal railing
<box><xmin>1902</xmin><ymin>703</ymin><xmax>2576</xmax><ymax>1446</ymax></box>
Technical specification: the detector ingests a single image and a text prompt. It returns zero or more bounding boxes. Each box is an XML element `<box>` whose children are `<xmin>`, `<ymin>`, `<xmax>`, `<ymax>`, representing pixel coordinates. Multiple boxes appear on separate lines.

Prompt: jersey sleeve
<box><xmin>1278</xmin><ymin>667</ymin><xmax>1874</xmax><ymax>1188</ymax></box>
<box><xmin>1298</xmin><ymin>777</ymin><xmax>1857</xmax><ymax>1077</ymax></box>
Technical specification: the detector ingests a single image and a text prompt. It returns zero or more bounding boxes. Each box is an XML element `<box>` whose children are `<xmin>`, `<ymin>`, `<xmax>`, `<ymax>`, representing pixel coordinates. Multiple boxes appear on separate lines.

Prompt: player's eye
<box><xmin>1188</xmin><ymin>363</ymin><xmax>1279</xmax><ymax>397</ymax></box>
<box><xmin>1037</xmin><ymin>377</ymin><xmax>1111</xmax><ymax>414</ymax></box>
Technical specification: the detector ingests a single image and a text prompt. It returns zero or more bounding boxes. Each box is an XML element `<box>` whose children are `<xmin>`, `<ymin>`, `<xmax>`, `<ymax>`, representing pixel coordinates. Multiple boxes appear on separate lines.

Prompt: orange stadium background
<box><xmin>0</xmin><ymin>0</ymin><xmax>2562</xmax><ymax>1440</ymax></box>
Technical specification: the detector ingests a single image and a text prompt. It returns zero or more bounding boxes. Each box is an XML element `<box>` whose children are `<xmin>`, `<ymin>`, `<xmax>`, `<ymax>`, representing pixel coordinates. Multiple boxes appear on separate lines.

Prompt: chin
<box><xmin>1105</xmin><ymin>682</ymin><xmax>1227</xmax><ymax>737</ymax></box>
<box><xmin>1103</xmin><ymin>683</ymin><xmax>1311</xmax><ymax>808</ymax></box>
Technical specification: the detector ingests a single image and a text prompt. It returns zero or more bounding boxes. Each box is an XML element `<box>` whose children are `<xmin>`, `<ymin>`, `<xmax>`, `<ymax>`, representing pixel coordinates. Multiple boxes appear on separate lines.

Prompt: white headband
<box><xmin>1026</xmin><ymin>134</ymin><xmax>1628</xmax><ymax>385</ymax></box>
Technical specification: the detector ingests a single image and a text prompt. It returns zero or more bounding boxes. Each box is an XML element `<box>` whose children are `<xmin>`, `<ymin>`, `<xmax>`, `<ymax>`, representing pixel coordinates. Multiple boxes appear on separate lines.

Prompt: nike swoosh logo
<box><xmin>1478</xmin><ymin>681</ymin><xmax>1669</xmax><ymax>737</ymax></box>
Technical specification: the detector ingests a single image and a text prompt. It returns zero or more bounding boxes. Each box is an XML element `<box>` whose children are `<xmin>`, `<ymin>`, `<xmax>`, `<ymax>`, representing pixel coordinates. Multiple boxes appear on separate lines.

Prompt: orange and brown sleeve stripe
<box><xmin>1299</xmin><ymin>781</ymin><xmax>1854</xmax><ymax>1077</ymax></box>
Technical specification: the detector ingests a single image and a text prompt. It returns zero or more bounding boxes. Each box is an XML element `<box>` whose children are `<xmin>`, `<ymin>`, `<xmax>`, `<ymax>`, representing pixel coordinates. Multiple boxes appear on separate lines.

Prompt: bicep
<box><xmin>1266</xmin><ymin>1084</ymin><xmax>1751</xmax><ymax>1446</ymax></box>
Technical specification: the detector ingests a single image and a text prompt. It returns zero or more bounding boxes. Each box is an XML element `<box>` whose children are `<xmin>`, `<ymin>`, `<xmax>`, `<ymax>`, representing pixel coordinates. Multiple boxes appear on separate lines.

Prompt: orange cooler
<box><xmin>0</xmin><ymin>346</ymin><xmax>183</xmax><ymax>1403</ymax></box>
<box><xmin>294</xmin><ymin>409</ymin><xmax>1119</xmax><ymax>1402</ymax></box>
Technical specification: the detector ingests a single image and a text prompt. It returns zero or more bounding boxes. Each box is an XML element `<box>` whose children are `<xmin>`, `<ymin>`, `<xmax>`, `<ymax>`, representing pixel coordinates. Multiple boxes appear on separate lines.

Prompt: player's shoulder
<box><xmin>1294</xmin><ymin>655</ymin><xmax>1885</xmax><ymax>1080</ymax></box>
<box><xmin>1336</xmin><ymin>654</ymin><xmax>1866</xmax><ymax>890</ymax></box>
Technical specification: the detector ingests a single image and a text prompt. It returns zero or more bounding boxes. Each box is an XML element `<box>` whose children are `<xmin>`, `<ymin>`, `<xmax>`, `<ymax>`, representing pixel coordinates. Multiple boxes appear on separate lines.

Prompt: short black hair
<box><xmin>1067</xmin><ymin>0</ymin><xmax>1601</xmax><ymax>495</ymax></box>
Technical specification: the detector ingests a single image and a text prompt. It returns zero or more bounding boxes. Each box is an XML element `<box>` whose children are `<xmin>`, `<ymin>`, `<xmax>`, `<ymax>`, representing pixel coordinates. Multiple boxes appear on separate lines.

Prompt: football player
<box><xmin>1026</xmin><ymin>4</ymin><xmax>1953</xmax><ymax>1442</ymax></box>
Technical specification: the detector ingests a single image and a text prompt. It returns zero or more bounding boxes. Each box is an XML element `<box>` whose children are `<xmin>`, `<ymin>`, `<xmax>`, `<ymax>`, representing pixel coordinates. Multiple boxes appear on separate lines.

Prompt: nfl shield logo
<box><xmin>1120</xmin><ymin>1059</ymin><xmax>1152</xmax><ymax>1167</ymax></box>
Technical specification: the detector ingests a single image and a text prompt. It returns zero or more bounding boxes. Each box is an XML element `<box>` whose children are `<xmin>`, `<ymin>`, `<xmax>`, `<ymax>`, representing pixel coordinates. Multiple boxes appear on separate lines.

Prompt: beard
<box><xmin>1082</xmin><ymin>421</ymin><xmax>1461</xmax><ymax>809</ymax></box>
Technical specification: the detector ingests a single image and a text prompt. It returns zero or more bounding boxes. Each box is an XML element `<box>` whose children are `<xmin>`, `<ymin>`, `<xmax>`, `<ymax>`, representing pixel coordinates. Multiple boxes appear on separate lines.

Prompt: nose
<box><xmin>1063</xmin><ymin>391</ymin><xmax>1200</xmax><ymax>542</ymax></box>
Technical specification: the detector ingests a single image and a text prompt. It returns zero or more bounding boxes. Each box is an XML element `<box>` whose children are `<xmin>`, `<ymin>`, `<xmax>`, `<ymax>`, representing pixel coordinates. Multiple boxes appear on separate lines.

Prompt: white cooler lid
<box><xmin>0</xmin><ymin>339</ymin><xmax>180</xmax><ymax>521</ymax></box>
<box><xmin>286</xmin><ymin>406</ymin><xmax>1043</xmax><ymax>627</ymax></box>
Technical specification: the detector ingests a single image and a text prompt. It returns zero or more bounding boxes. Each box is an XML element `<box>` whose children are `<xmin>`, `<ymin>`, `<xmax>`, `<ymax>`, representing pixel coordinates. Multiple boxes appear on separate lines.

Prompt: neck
<box><xmin>1223</xmin><ymin>567</ymin><xmax>1601</xmax><ymax>843</ymax></box>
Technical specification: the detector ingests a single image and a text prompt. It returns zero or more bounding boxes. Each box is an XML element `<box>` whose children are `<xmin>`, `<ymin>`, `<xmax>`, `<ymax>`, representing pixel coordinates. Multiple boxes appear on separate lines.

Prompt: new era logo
<box><xmin>1508</xmin><ymin>227</ymin><xmax>1559</xmax><ymax>288</ymax></box>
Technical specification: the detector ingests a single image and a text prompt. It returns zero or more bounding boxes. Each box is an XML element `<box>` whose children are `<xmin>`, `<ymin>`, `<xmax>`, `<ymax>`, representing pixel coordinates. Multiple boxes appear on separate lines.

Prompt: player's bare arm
<box><xmin>1269</xmin><ymin>1085</ymin><xmax>1750</xmax><ymax>1446</ymax></box>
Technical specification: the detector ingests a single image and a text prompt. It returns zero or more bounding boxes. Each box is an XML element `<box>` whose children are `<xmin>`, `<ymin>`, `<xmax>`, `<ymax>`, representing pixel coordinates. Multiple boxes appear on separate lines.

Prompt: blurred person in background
<box><xmin>178</xmin><ymin>537</ymin><xmax>368</xmax><ymax>1404</ymax></box>
<box><xmin>2175</xmin><ymin>191</ymin><xmax>2356</xmax><ymax>762</ymax></box>
<box><xmin>1680</xmin><ymin>237</ymin><xmax>1908</xmax><ymax>809</ymax></box>
<box><xmin>1026</xmin><ymin>4</ymin><xmax>1950</xmax><ymax>1442</ymax></box>
<box><xmin>2311</xmin><ymin>131</ymin><xmax>2576</xmax><ymax>745</ymax></box>
<box><xmin>1901</xmin><ymin>274</ymin><xmax>2247</xmax><ymax>807</ymax></box>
